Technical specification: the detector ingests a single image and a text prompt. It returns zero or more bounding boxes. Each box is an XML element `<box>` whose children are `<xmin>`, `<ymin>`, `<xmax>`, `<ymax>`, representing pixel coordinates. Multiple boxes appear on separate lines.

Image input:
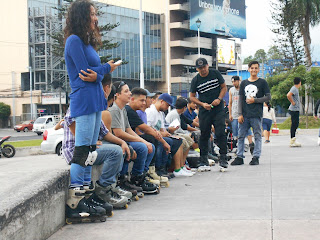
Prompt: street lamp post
<box><xmin>196</xmin><ymin>18</ymin><xmax>201</xmax><ymax>58</ymax></box>
<box><xmin>139</xmin><ymin>0</ymin><xmax>144</xmax><ymax>88</ymax></box>
<box><xmin>29</xmin><ymin>66</ymin><xmax>33</xmax><ymax>120</ymax></box>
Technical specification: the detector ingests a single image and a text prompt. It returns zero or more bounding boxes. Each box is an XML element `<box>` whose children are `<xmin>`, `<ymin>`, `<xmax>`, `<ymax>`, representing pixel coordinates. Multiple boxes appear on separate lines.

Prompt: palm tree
<box><xmin>291</xmin><ymin>0</ymin><xmax>320</xmax><ymax>68</ymax></box>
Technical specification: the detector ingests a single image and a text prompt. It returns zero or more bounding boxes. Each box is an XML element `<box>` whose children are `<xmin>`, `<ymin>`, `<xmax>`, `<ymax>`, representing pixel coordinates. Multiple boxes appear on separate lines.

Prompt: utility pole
<box><xmin>11</xmin><ymin>71</ymin><xmax>16</xmax><ymax>127</ymax></box>
<box><xmin>29</xmin><ymin>66</ymin><xmax>33</xmax><ymax>120</ymax></box>
<box><xmin>139</xmin><ymin>0</ymin><xmax>144</xmax><ymax>88</ymax></box>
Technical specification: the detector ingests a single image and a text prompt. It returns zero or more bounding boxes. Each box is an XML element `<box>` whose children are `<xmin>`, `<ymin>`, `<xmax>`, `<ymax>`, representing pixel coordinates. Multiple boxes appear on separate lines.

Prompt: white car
<box><xmin>41</xmin><ymin>128</ymin><xmax>64</xmax><ymax>156</ymax></box>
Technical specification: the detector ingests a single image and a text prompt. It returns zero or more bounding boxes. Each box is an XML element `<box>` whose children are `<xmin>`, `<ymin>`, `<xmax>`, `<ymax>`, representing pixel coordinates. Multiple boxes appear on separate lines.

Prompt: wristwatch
<box><xmin>217</xmin><ymin>97</ymin><xmax>222</xmax><ymax>101</ymax></box>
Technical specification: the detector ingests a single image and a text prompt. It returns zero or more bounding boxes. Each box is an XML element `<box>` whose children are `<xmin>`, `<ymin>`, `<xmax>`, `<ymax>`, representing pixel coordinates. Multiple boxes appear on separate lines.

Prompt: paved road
<box><xmin>0</xmin><ymin>129</ymin><xmax>42</xmax><ymax>141</ymax></box>
<box><xmin>48</xmin><ymin>131</ymin><xmax>320</xmax><ymax>240</ymax></box>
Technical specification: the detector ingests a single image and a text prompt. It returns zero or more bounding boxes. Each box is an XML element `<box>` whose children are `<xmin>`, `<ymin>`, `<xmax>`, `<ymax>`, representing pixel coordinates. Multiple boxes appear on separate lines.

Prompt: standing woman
<box><xmin>64</xmin><ymin>0</ymin><xmax>119</xmax><ymax>218</ymax></box>
<box><xmin>262</xmin><ymin>102</ymin><xmax>277</xmax><ymax>143</ymax></box>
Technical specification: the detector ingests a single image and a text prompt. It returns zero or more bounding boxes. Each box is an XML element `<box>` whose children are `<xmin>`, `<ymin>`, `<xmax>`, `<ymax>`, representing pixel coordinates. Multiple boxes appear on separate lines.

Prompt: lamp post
<box><xmin>29</xmin><ymin>66</ymin><xmax>33</xmax><ymax>120</ymax></box>
<box><xmin>139</xmin><ymin>0</ymin><xmax>144</xmax><ymax>88</ymax></box>
<box><xmin>196</xmin><ymin>18</ymin><xmax>201</xmax><ymax>58</ymax></box>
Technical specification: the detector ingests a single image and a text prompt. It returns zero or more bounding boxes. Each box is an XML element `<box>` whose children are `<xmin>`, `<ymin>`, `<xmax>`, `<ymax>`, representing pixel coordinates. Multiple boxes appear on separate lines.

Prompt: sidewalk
<box><xmin>48</xmin><ymin>131</ymin><xmax>320</xmax><ymax>240</ymax></box>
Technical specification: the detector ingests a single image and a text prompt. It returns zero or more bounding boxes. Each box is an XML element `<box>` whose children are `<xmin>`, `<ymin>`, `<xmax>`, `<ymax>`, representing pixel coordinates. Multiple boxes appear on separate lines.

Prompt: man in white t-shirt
<box><xmin>146</xmin><ymin>93</ymin><xmax>193</xmax><ymax>177</ymax></box>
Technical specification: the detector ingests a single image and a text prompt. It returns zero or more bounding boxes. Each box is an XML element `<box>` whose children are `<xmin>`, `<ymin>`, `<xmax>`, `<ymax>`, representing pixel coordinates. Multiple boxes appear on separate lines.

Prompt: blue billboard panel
<box><xmin>190</xmin><ymin>0</ymin><xmax>246</xmax><ymax>39</ymax></box>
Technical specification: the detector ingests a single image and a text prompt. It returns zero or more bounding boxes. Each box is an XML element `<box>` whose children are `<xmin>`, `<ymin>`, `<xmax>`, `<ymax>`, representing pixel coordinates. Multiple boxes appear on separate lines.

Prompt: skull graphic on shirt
<box><xmin>244</xmin><ymin>84</ymin><xmax>258</xmax><ymax>99</ymax></box>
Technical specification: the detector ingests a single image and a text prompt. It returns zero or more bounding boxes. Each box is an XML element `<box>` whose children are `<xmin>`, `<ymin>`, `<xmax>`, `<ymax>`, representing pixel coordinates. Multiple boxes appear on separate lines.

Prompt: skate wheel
<box><xmin>108</xmin><ymin>211</ymin><xmax>114</xmax><ymax>218</ymax></box>
<box><xmin>66</xmin><ymin>219</ymin><xmax>72</xmax><ymax>225</ymax></box>
<box><xmin>220</xmin><ymin>167</ymin><xmax>226</xmax><ymax>172</ymax></box>
<box><xmin>134</xmin><ymin>195</ymin><xmax>139</xmax><ymax>201</ymax></box>
<box><xmin>100</xmin><ymin>217</ymin><xmax>107</xmax><ymax>222</ymax></box>
<box><xmin>156</xmin><ymin>188</ymin><xmax>160</xmax><ymax>194</ymax></box>
<box><xmin>123</xmin><ymin>204</ymin><xmax>128</xmax><ymax>209</ymax></box>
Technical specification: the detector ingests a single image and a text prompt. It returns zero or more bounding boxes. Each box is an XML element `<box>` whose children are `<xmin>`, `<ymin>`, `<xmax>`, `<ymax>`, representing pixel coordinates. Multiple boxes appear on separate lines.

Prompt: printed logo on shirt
<box><xmin>245</xmin><ymin>84</ymin><xmax>258</xmax><ymax>99</ymax></box>
<box><xmin>197</xmin><ymin>79</ymin><xmax>219</xmax><ymax>93</ymax></box>
<box><xmin>154</xmin><ymin>120</ymin><xmax>161</xmax><ymax>131</ymax></box>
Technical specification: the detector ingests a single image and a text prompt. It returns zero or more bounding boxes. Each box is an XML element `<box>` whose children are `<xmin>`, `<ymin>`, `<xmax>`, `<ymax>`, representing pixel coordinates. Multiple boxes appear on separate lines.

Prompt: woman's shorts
<box><xmin>262</xmin><ymin>118</ymin><xmax>272</xmax><ymax>131</ymax></box>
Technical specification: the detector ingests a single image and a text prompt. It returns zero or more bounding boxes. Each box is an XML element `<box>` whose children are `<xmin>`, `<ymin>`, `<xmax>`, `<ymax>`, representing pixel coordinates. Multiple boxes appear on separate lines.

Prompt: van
<box><xmin>32</xmin><ymin>115</ymin><xmax>61</xmax><ymax>135</ymax></box>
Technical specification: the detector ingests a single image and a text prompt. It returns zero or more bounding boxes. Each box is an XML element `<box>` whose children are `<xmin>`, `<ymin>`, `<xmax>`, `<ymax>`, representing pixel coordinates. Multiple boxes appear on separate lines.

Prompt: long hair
<box><xmin>266</xmin><ymin>101</ymin><xmax>271</xmax><ymax>112</ymax></box>
<box><xmin>64</xmin><ymin>0</ymin><xmax>102</xmax><ymax>49</ymax></box>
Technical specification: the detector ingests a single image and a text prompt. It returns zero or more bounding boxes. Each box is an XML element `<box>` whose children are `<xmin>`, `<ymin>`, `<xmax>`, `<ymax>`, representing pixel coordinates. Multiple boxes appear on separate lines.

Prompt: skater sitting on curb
<box><xmin>57</xmin><ymin>107</ymin><xmax>131</xmax><ymax>219</ymax></box>
<box><xmin>231</xmin><ymin>61</ymin><xmax>271</xmax><ymax>166</ymax></box>
<box><xmin>125</xmin><ymin>88</ymin><xmax>171</xmax><ymax>187</ymax></box>
<box><xmin>146</xmin><ymin>94</ymin><xmax>190</xmax><ymax>177</ymax></box>
<box><xmin>108</xmin><ymin>81</ymin><xmax>159</xmax><ymax>194</ymax></box>
<box><xmin>287</xmin><ymin>77</ymin><xmax>302</xmax><ymax>147</ymax></box>
<box><xmin>262</xmin><ymin>102</ymin><xmax>277</xmax><ymax>143</ymax></box>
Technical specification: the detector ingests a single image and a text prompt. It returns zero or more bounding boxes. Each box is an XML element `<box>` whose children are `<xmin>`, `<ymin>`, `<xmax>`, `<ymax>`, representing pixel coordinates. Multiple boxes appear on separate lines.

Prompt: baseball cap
<box><xmin>158</xmin><ymin>93</ymin><xmax>174</xmax><ymax>107</ymax></box>
<box><xmin>144</xmin><ymin>89</ymin><xmax>156</xmax><ymax>97</ymax></box>
<box><xmin>195</xmin><ymin>58</ymin><xmax>208</xmax><ymax>68</ymax></box>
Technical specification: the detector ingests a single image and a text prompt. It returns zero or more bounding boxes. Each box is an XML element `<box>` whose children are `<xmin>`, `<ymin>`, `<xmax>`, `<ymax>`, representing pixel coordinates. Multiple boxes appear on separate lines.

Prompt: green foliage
<box><xmin>254</xmin><ymin>49</ymin><xmax>267</xmax><ymax>63</ymax></box>
<box><xmin>277</xmin><ymin>116</ymin><xmax>320</xmax><ymax>129</ymax></box>
<box><xmin>7</xmin><ymin>139</ymin><xmax>42</xmax><ymax>148</ymax></box>
<box><xmin>243</xmin><ymin>55</ymin><xmax>255</xmax><ymax>65</ymax></box>
<box><xmin>267</xmin><ymin>45</ymin><xmax>283</xmax><ymax>60</ymax></box>
<box><xmin>0</xmin><ymin>102</ymin><xmax>11</xmax><ymax>119</ymax></box>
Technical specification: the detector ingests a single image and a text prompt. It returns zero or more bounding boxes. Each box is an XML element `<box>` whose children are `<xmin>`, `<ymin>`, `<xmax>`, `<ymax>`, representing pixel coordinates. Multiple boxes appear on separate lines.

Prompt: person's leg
<box><xmin>144</xmin><ymin>143</ymin><xmax>155</xmax><ymax>172</ymax></box>
<box><xmin>94</xmin><ymin>143</ymin><xmax>124</xmax><ymax>186</ymax></box>
<box><xmin>199</xmin><ymin>110</ymin><xmax>212</xmax><ymax>157</ymax></box>
<box><xmin>127</xmin><ymin>141</ymin><xmax>147</xmax><ymax>176</ymax></box>
<box><xmin>83</xmin><ymin>166</ymin><xmax>92</xmax><ymax>186</ymax></box>
<box><xmin>212</xmin><ymin>110</ymin><xmax>227</xmax><ymax>157</ymax></box>
<box><xmin>140</xmin><ymin>134</ymin><xmax>157</xmax><ymax>166</ymax></box>
<box><xmin>231</xmin><ymin>119</ymin><xmax>239</xmax><ymax>139</ymax></box>
<box><xmin>236</xmin><ymin>118</ymin><xmax>250</xmax><ymax>159</ymax></box>
<box><xmin>250</xmin><ymin>117</ymin><xmax>262</xmax><ymax>158</ymax></box>
<box><xmin>70</xmin><ymin>163</ymin><xmax>86</xmax><ymax>188</ymax></box>
<box><xmin>289</xmin><ymin>110</ymin><xmax>296</xmax><ymax>139</ymax></box>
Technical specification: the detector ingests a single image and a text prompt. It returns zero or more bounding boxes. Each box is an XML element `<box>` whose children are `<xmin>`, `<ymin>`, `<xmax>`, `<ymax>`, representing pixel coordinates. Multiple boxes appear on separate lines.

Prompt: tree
<box><xmin>243</xmin><ymin>55</ymin><xmax>255</xmax><ymax>65</ymax></box>
<box><xmin>0</xmin><ymin>102</ymin><xmax>11</xmax><ymax>127</ymax></box>
<box><xmin>270</xmin><ymin>0</ymin><xmax>304</xmax><ymax>69</ymax></box>
<box><xmin>267</xmin><ymin>45</ymin><xmax>282</xmax><ymax>60</ymax></box>
<box><xmin>254</xmin><ymin>49</ymin><xmax>267</xmax><ymax>63</ymax></box>
<box><xmin>291</xmin><ymin>0</ymin><xmax>320</xmax><ymax>68</ymax></box>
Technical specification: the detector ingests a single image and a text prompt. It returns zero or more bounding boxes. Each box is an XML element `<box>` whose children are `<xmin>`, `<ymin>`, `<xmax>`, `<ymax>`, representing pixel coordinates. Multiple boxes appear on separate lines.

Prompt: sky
<box><xmin>242</xmin><ymin>0</ymin><xmax>320</xmax><ymax>61</ymax></box>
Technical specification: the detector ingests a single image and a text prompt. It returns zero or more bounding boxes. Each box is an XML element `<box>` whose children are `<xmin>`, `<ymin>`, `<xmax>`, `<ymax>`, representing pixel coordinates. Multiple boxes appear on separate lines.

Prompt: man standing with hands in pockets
<box><xmin>189</xmin><ymin>58</ymin><xmax>228</xmax><ymax>171</ymax></box>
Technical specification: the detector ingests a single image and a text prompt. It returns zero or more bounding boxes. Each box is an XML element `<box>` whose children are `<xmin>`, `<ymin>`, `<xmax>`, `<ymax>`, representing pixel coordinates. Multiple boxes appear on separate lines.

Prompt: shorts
<box><xmin>175</xmin><ymin>133</ymin><xmax>194</xmax><ymax>152</ymax></box>
<box><xmin>262</xmin><ymin>118</ymin><xmax>272</xmax><ymax>131</ymax></box>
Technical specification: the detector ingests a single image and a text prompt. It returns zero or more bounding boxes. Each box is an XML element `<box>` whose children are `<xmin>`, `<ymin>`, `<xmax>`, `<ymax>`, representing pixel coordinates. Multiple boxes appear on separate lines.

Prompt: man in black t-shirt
<box><xmin>189</xmin><ymin>58</ymin><xmax>228</xmax><ymax>170</ymax></box>
<box><xmin>231</xmin><ymin>61</ymin><xmax>271</xmax><ymax>166</ymax></box>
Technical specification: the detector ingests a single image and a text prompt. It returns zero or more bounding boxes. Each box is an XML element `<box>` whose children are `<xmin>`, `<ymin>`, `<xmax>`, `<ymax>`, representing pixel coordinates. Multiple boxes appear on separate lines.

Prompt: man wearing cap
<box><xmin>189</xmin><ymin>58</ymin><xmax>228</xmax><ymax>170</ymax></box>
<box><xmin>146</xmin><ymin>94</ymin><xmax>191</xmax><ymax>177</ymax></box>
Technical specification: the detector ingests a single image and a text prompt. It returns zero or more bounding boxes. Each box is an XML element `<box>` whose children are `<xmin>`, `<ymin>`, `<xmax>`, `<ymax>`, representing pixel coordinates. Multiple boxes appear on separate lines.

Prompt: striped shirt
<box><xmin>62</xmin><ymin>109</ymin><xmax>109</xmax><ymax>164</ymax></box>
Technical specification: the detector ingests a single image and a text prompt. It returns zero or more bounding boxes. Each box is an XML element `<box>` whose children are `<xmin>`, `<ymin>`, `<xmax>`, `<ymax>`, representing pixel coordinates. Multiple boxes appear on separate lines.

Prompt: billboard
<box><xmin>190</xmin><ymin>0</ymin><xmax>246</xmax><ymax>39</ymax></box>
<box><xmin>217</xmin><ymin>38</ymin><xmax>235</xmax><ymax>65</ymax></box>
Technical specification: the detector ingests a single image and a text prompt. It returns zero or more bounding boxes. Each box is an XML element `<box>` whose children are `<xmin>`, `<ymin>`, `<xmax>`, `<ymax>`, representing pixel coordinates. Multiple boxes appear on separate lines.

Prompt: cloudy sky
<box><xmin>242</xmin><ymin>0</ymin><xmax>320</xmax><ymax>61</ymax></box>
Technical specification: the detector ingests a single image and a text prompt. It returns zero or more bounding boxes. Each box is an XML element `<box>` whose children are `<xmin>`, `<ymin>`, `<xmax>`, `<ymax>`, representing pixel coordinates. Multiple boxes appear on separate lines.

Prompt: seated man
<box><xmin>125</xmin><ymin>87</ymin><xmax>171</xmax><ymax>187</ymax></box>
<box><xmin>58</xmin><ymin>107</ymin><xmax>131</xmax><ymax>218</ymax></box>
<box><xmin>146</xmin><ymin>93</ymin><xmax>193</xmax><ymax>177</ymax></box>
<box><xmin>108</xmin><ymin>81</ymin><xmax>158</xmax><ymax>194</ymax></box>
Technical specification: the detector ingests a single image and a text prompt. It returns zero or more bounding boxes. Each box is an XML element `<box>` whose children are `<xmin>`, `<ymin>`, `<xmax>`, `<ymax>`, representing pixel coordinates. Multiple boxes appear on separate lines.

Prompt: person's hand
<box><xmin>274</xmin><ymin>123</ymin><xmax>277</xmax><ymax>128</ymax></box>
<box><xmin>292</xmin><ymin>102</ymin><xmax>296</xmax><ymax>106</ymax></box>
<box><xmin>246</xmin><ymin>97</ymin><xmax>255</xmax><ymax>104</ymax></box>
<box><xmin>211</xmin><ymin>99</ymin><xmax>221</xmax><ymax>106</ymax></box>
<box><xmin>121</xmin><ymin>141</ymin><xmax>130</xmax><ymax>160</ymax></box>
<box><xmin>154</xmin><ymin>130</ymin><xmax>162</xmax><ymax>140</ymax></box>
<box><xmin>163</xmin><ymin>142</ymin><xmax>171</xmax><ymax>154</ymax></box>
<box><xmin>168</xmin><ymin>126</ymin><xmax>179</xmax><ymax>133</ymax></box>
<box><xmin>161</xmin><ymin>130</ymin><xmax>171</xmax><ymax>137</ymax></box>
<box><xmin>131</xmin><ymin>150</ymin><xmax>137</xmax><ymax>160</ymax></box>
<box><xmin>229</xmin><ymin>115</ymin><xmax>233</xmax><ymax>121</ymax></box>
<box><xmin>95</xmin><ymin>140</ymin><xmax>102</xmax><ymax>149</ymax></box>
<box><xmin>108</xmin><ymin>60</ymin><xmax>121</xmax><ymax>73</ymax></box>
<box><xmin>79</xmin><ymin>69</ymin><xmax>97</xmax><ymax>82</ymax></box>
<box><xmin>202</xmin><ymin>102</ymin><xmax>211</xmax><ymax>110</ymax></box>
<box><xmin>146</xmin><ymin>142</ymin><xmax>153</xmax><ymax>154</ymax></box>
<box><xmin>238</xmin><ymin>115</ymin><xmax>244</xmax><ymax>124</ymax></box>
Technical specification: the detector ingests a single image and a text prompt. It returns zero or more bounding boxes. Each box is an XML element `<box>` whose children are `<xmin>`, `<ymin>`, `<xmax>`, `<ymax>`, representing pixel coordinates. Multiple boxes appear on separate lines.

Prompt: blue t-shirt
<box><xmin>136</xmin><ymin>110</ymin><xmax>147</xmax><ymax>124</ymax></box>
<box><xmin>65</xmin><ymin>35</ymin><xmax>110</xmax><ymax>118</ymax></box>
<box><xmin>183</xmin><ymin>108</ymin><xmax>197</xmax><ymax>120</ymax></box>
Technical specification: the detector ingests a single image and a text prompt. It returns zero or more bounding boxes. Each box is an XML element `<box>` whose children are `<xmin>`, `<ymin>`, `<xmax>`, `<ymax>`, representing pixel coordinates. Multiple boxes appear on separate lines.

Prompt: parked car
<box><xmin>41</xmin><ymin>128</ymin><xmax>63</xmax><ymax>156</ymax></box>
<box><xmin>33</xmin><ymin>115</ymin><xmax>61</xmax><ymax>135</ymax></box>
<box><xmin>14</xmin><ymin>120</ymin><xmax>34</xmax><ymax>132</ymax></box>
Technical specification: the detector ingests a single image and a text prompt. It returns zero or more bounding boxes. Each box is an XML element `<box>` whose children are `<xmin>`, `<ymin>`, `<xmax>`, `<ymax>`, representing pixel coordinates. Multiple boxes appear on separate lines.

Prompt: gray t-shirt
<box><xmin>230</xmin><ymin>86</ymin><xmax>240</xmax><ymax>119</ymax></box>
<box><xmin>288</xmin><ymin>86</ymin><xmax>300</xmax><ymax>111</ymax></box>
<box><xmin>109</xmin><ymin>102</ymin><xmax>130</xmax><ymax>131</ymax></box>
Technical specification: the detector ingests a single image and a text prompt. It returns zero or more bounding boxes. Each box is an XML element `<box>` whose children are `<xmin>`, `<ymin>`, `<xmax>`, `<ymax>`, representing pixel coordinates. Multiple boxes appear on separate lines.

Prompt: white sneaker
<box><xmin>173</xmin><ymin>169</ymin><xmax>193</xmax><ymax>177</ymax></box>
<box><xmin>182</xmin><ymin>166</ymin><xmax>195</xmax><ymax>175</ymax></box>
<box><xmin>197</xmin><ymin>165</ymin><xmax>211</xmax><ymax>172</ymax></box>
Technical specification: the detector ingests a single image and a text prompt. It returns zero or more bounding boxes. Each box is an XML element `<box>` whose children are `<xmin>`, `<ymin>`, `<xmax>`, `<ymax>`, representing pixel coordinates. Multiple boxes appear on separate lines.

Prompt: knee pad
<box><xmin>71</xmin><ymin>146</ymin><xmax>90</xmax><ymax>167</ymax></box>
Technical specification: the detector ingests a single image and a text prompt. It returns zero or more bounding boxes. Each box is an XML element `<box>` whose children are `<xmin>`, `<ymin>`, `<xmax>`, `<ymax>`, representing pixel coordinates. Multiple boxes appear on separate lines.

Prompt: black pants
<box><xmin>199</xmin><ymin>108</ymin><xmax>227</xmax><ymax>157</ymax></box>
<box><xmin>289</xmin><ymin>110</ymin><xmax>299</xmax><ymax>138</ymax></box>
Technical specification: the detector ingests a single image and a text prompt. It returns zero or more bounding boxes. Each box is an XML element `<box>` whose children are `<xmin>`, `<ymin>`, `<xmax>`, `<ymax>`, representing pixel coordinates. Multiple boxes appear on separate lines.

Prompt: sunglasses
<box><xmin>116</xmin><ymin>81</ymin><xmax>126</xmax><ymax>93</ymax></box>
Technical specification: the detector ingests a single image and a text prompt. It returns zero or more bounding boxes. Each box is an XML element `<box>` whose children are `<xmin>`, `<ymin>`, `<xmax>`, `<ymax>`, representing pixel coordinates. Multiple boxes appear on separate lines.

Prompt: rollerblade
<box><xmin>84</xmin><ymin>182</ymin><xmax>113</xmax><ymax>217</ymax></box>
<box><xmin>111</xmin><ymin>183</ymin><xmax>133</xmax><ymax>203</ymax></box>
<box><xmin>118</xmin><ymin>174</ymin><xmax>143</xmax><ymax>200</ymax></box>
<box><xmin>130</xmin><ymin>173</ymin><xmax>160</xmax><ymax>194</ymax></box>
<box><xmin>197</xmin><ymin>155</ymin><xmax>211</xmax><ymax>172</ymax></box>
<box><xmin>65</xmin><ymin>187</ymin><xmax>106</xmax><ymax>224</ymax></box>
<box><xmin>156</xmin><ymin>166</ymin><xmax>175</xmax><ymax>179</ymax></box>
<box><xmin>249</xmin><ymin>156</ymin><xmax>259</xmax><ymax>165</ymax></box>
<box><xmin>148</xmin><ymin>166</ymin><xmax>169</xmax><ymax>187</ymax></box>
<box><xmin>94</xmin><ymin>181</ymin><xmax>129</xmax><ymax>209</ymax></box>
<box><xmin>219</xmin><ymin>155</ymin><xmax>228</xmax><ymax>172</ymax></box>
<box><xmin>290</xmin><ymin>137</ymin><xmax>301</xmax><ymax>147</ymax></box>
<box><xmin>231</xmin><ymin>156</ymin><xmax>244</xmax><ymax>165</ymax></box>
<box><xmin>145</xmin><ymin>172</ymin><xmax>161</xmax><ymax>186</ymax></box>
<box><xmin>249</xmin><ymin>142</ymin><xmax>255</xmax><ymax>155</ymax></box>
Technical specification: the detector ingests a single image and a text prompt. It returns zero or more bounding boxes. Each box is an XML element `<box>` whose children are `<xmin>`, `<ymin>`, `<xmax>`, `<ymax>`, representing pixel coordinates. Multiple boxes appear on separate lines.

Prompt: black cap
<box><xmin>195</xmin><ymin>58</ymin><xmax>208</xmax><ymax>68</ymax></box>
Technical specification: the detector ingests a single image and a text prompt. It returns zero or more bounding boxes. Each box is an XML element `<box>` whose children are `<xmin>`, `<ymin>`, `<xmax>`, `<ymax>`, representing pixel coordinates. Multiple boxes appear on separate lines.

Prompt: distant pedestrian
<box><xmin>287</xmin><ymin>77</ymin><xmax>302</xmax><ymax>147</ymax></box>
<box><xmin>313</xmin><ymin>99</ymin><xmax>320</xmax><ymax>146</ymax></box>
<box><xmin>262</xmin><ymin>102</ymin><xmax>276</xmax><ymax>143</ymax></box>
<box><xmin>231</xmin><ymin>61</ymin><xmax>271</xmax><ymax>166</ymax></box>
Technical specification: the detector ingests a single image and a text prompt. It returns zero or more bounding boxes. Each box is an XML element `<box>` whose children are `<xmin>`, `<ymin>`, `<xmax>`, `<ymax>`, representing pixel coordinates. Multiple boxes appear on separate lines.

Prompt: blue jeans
<box><xmin>120</xmin><ymin>141</ymin><xmax>155</xmax><ymax>176</ymax></box>
<box><xmin>75</xmin><ymin>111</ymin><xmax>101</xmax><ymax>147</ymax></box>
<box><xmin>237</xmin><ymin>117</ymin><xmax>262</xmax><ymax>159</ymax></box>
<box><xmin>70</xmin><ymin>142</ymin><xmax>124</xmax><ymax>187</ymax></box>
<box><xmin>231</xmin><ymin>119</ymin><xmax>252</xmax><ymax>138</ymax></box>
<box><xmin>156</xmin><ymin>137</ymin><xmax>172</xmax><ymax>168</ymax></box>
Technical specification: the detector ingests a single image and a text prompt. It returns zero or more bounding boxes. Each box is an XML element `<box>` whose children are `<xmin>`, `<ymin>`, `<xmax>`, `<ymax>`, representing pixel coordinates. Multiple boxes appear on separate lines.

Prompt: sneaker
<box><xmin>182</xmin><ymin>166</ymin><xmax>195</xmax><ymax>175</ymax></box>
<box><xmin>219</xmin><ymin>156</ymin><xmax>228</xmax><ymax>169</ymax></box>
<box><xmin>173</xmin><ymin>169</ymin><xmax>193</xmax><ymax>177</ymax></box>
<box><xmin>231</xmin><ymin>157</ymin><xmax>244</xmax><ymax>165</ymax></box>
<box><xmin>264</xmin><ymin>140</ymin><xmax>270</xmax><ymax>143</ymax></box>
<box><xmin>249</xmin><ymin>157</ymin><xmax>259</xmax><ymax>165</ymax></box>
<box><xmin>290</xmin><ymin>137</ymin><xmax>301</xmax><ymax>147</ymax></box>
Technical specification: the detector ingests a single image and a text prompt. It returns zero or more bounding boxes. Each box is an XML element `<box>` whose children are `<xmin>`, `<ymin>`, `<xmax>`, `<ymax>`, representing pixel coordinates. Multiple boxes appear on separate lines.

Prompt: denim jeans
<box><xmin>231</xmin><ymin>119</ymin><xmax>253</xmax><ymax>138</ymax></box>
<box><xmin>75</xmin><ymin>111</ymin><xmax>102</xmax><ymax>146</ymax></box>
<box><xmin>120</xmin><ymin>141</ymin><xmax>155</xmax><ymax>176</ymax></box>
<box><xmin>156</xmin><ymin>137</ymin><xmax>172</xmax><ymax>168</ymax></box>
<box><xmin>237</xmin><ymin>117</ymin><xmax>262</xmax><ymax>158</ymax></box>
<box><xmin>70</xmin><ymin>142</ymin><xmax>124</xmax><ymax>187</ymax></box>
